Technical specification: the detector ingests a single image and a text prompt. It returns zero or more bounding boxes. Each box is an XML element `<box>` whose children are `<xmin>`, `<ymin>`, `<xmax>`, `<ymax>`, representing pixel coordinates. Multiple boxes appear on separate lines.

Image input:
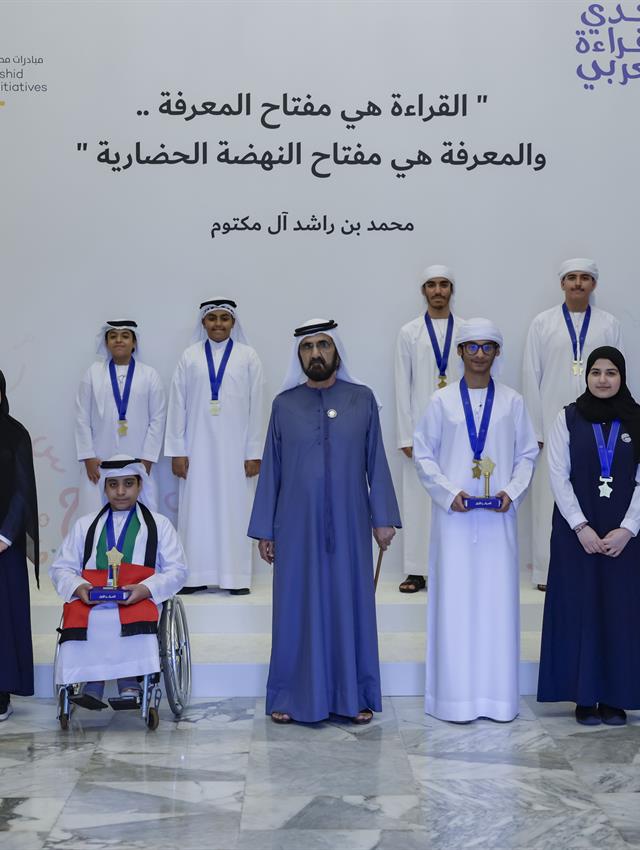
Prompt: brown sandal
<box><xmin>271</xmin><ymin>711</ymin><xmax>292</xmax><ymax>724</ymax></box>
<box><xmin>352</xmin><ymin>709</ymin><xmax>373</xmax><ymax>724</ymax></box>
<box><xmin>399</xmin><ymin>575</ymin><xmax>426</xmax><ymax>593</ymax></box>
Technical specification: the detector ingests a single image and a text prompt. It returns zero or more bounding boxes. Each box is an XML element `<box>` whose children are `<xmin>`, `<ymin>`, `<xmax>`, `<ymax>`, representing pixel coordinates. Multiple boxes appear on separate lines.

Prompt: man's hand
<box><xmin>172</xmin><ymin>456</ymin><xmax>189</xmax><ymax>479</ymax></box>
<box><xmin>244</xmin><ymin>459</ymin><xmax>261</xmax><ymax>478</ymax></box>
<box><xmin>119</xmin><ymin>583</ymin><xmax>152</xmax><ymax>605</ymax></box>
<box><xmin>451</xmin><ymin>491</ymin><xmax>471</xmax><ymax>512</ymax></box>
<box><xmin>577</xmin><ymin>525</ymin><xmax>608</xmax><ymax>555</ymax></box>
<box><xmin>141</xmin><ymin>459</ymin><xmax>152</xmax><ymax>475</ymax></box>
<box><xmin>84</xmin><ymin>458</ymin><xmax>101</xmax><ymax>484</ymax></box>
<box><xmin>74</xmin><ymin>583</ymin><xmax>97</xmax><ymax>605</ymax></box>
<box><xmin>258</xmin><ymin>539</ymin><xmax>275</xmax><ymax>564</ymax></box>
<box><xmin>0</xmin><ymin>541</ymin><xmax>8</xmax><ymax>554</ymax></box>
<box><xmin>494</xmin><ymin>491</ymin><xmax>512</xmax><ymax>513</ymax></box>
<box><xmin>373</xmin><ymin>527</ymin><xmax>396</xmax><ymax>551</ymax></box>
<box><xmin>602</xmin><ymin>527</ymin><xmax>633</xmax><ymax>558</ymax></box>
<box><xmin>400</xmin><ymin>446</ymin><xmax>413</xmax><ymax>459</ymax></box>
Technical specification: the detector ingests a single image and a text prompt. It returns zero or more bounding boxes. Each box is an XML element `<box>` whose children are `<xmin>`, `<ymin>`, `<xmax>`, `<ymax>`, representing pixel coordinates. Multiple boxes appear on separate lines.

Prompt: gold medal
<box><xmin>472</xmin><ymin>460</ymin><xmax>482</xmax><ymax>479</ymax></box>
<box><xmin>210</xmin><ymin>400</ymin><xmax>221</xmax><ymax>415</ymax></box>
<box><xmin>437</xmin><ymin>375</ymin><xmax>447</xmax><ymax>389</ymax></box>
<box><xmin>117</xmin><ymin>420</ymin><xmax>128</xmax><ymax>436</ymax></box>
<box><xmin>572</xmin><ymin>360</ymin><xmax>583</xmax><ymax>376</ymax></box>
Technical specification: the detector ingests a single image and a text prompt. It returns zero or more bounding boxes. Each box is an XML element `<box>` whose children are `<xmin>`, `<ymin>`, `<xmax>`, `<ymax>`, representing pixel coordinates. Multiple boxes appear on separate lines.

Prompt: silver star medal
<box><xmin>598</xmin><ymin>476</ymin><xmax>613</xmax><ymax>498</ymax></box>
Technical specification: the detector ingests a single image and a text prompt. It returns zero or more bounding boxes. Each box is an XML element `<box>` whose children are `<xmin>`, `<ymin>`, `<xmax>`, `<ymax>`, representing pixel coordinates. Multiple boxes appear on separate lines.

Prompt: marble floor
<box><xmin>1</xmin><ymin>696</ymin><xmax>639</xmax><ymax>849</ymax></box>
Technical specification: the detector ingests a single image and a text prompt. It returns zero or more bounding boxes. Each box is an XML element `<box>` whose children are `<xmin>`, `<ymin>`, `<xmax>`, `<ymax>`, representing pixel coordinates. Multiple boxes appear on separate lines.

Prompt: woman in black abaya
<box><xmin>0</xmin><ymin>370</ymin><xmax>39</xmax><ymax>720</ymax></box>
<box><xmin>538</xmin><ymin>347</ymin><xmax>640</xmax><ymax>726</ymax></box>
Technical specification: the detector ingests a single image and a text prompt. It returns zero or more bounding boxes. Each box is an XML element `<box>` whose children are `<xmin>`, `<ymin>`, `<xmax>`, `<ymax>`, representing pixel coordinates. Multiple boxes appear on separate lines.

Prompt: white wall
<box><xmin>2</xmin><ymin>0</ymin><xmax>639</xmax><ymax>577</ymax></box>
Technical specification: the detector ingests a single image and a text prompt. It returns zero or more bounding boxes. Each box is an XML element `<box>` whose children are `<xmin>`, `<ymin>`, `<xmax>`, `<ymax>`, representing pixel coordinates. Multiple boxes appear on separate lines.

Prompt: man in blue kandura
<box><xmin>248</xmin><ymin>318</ymin><xmax>401</xmax><ymax>725</ymax></box>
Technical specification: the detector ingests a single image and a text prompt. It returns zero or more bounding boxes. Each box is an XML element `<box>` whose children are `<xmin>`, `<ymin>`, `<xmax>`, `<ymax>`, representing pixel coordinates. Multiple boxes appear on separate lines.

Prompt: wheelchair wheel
<box><xmin>147</xmin><ymin>706</ymin><xmax>160</xmax><ymax>731</ymax></box>
<box><xmin>159</xmin><ymin>596</ymin><xmax>192</xmax><ymax>717</ymax></box>
<box><xmin>58</xmin><ymin>688</ymin><xmax>69</xmax><ymax>731</ymax></box>
<box><xmin>52</xmin><ymin>617</ymin><xmax>63</xmax><ymax>697</ymax></box>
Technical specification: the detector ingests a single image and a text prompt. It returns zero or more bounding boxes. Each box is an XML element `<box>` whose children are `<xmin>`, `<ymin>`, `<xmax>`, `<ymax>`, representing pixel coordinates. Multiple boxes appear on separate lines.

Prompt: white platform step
<box><xmin>29</xmin><ymin>573</ymin><xmax>544</xmax><ymax>698</ymax></box>
<box><xmin>29</xmin><ymin>578</ymin><xmax>545</xmax><ymax>633</ymax></box>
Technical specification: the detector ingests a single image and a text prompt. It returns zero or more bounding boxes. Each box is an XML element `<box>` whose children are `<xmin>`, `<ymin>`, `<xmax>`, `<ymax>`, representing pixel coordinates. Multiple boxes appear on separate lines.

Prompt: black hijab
<box><xmin>0</xmin><ymin>370</ymin><xmax>40</xmax><ymax>584</ymax></box>
<box><xmin>576</xmin><ymin>347</ymin><xmax>640</xmax><ymax>463</ymax></box>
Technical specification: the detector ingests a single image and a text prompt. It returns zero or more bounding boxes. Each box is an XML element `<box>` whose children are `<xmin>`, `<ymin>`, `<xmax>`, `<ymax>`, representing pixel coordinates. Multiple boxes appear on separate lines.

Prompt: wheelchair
<box><xmin>55</xmin><ymin>595</ymin><xmax>192</xmax><ymax>731</ymax></box>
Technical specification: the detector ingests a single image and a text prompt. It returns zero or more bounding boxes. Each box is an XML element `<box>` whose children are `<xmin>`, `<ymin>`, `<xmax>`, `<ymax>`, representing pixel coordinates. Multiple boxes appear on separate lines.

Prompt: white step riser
<box><xmin>33</xmin><ymin>659</ymin><xmax>541</xmax><ymax>700</ymax></box>
<box><xmin>29</xmin><ymin>601</ymin><xmax>543</xmax><ymax>634</ymax></box>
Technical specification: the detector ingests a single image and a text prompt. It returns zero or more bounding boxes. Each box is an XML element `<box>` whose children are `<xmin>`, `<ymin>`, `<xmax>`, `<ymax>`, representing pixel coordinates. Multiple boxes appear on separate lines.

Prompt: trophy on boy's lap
<box><xmin>463</xmin><ymin>457</ymin><xmax>503</xmax><ymax>510</ymax></box>
<box><xmin>88</xmin><ymin>547</ymin><xmax>131</xmax><ymax>601</ymax></box>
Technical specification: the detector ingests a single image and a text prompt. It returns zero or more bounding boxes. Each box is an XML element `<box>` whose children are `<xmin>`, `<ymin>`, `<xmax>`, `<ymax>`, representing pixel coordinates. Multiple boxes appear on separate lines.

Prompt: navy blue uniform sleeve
<box><xmin>366</xmin><ymin>394</ymin><xmax>402</xmax><ymax>528</ymax></box>
<box><xmin>247</xmin><ymin>399</ymin><xmax>282</xmax><ymax>540</ymax></box>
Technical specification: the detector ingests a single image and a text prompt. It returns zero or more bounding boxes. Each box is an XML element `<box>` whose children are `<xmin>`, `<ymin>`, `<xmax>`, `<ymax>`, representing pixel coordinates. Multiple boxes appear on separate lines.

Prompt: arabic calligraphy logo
<box><xmin>577</xmin><ymin>3</ymin><xmax>640</xmax><ymax>89</ymax></box>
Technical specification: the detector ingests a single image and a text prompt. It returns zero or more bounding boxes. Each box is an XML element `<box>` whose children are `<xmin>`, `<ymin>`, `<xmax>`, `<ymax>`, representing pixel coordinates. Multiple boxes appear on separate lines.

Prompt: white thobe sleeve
<box><xmin>522</xmin><ymin>320</ymin><xmax>544</xmax><ymax>443</ymax></box>
<box><xmin>621</xmin><ymin>466</ymin><xmax>640</xmax><ymax>536</ymax></box>
<box><xmin>547</xmin><ymin>410</ymin><xmax>587</xmax><ymax>530</ymax></box>
<box><xmin>164</xmin><ymin>355</ymin><xmax>188</xmax><ymax>457</ymax></box>
<box><xmin>502</xmin><ymin>394</ymin><xmax>539</xmax><ymax>508</ymax></box>
<box><xmin>141</xmin><ymin>516</ymin><xmax>188</xmax><ymax>602</ymax></box>
<box><xmin>75</xmin><ymin>370</ymin><xmax>97</xmax><ymax>460</ymax></box>
<box><xmin>141</xmin><ymin>369</ymin><xmax>166</xmax><ymax>463</ymax></box>
<box><xmin>49</xmin><ymin>521</ymin><xmax>87</xmax><ymax>602</ymax></box>
<box><xmin>611</xmin><ymin>316</ymin><xmax>624</xmax><ymax>355</ymax></box>
<box><xmin>413</xmin><ymin>395</ymin><xmax>460</xmax><ymax>511</ymax></box>
<box><xmin>395</xmin><ymin>327</ymin><xmax>414</xmax><ymax>448</ymax></box>
<box><xmin>245</xmin><ymin>350</ymin><xmax>265</xmax><ymax>460</ymax></box>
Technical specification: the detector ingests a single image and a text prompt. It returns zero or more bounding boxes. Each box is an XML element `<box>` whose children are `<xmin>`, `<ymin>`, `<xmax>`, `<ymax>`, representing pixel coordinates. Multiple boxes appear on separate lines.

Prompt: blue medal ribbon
<box><xmin>108</xmin><ymin>357</ymin><xmax>136</xmax><ymax>424</ymax></box>
<box><xmin>424</xmin><ymin>313</ymin><xmax>454</xmax><ymax>380</ymax></box>
<box><xmin>562</xmin><ymin>303</ymin><xmax>591</xmax><ymax>365</ymax></box>
<box><xmin>592</xmin><ymin>420</ymin><xmax>620</xmax><ymax>479</ymax></box>
<box><xmin>459</xmin><ymin>377</ymin><xmax>495</xmax><ymax>461</ymax></box>
<box><xmin>204</xmin><ymin>339</ymin><xmax>234</xmax><ymax>402</ymax></box>
<box><xmin>105</xmin><ymin>506</ymin><xmax>137</xmax><ymax>555</ymax></box>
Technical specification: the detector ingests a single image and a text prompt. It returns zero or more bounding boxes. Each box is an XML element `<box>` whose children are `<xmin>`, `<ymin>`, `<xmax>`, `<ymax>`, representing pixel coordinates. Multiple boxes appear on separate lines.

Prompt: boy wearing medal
<box><xmin>394</xmin><ymin>265</ymin><xmax>465</xmax><ymax>594</ymax></box>
<box><xmin>165</xmin><ymin>300</ymin><xmax>264</xmax><ymax>594</ymax></box>
<box><xmin>413</xmin><ymin>319</ymin><xmax>538</xmax><ymax>722</ymax></box>
<box><xmin>75</xmin><ymin>320</ymin><xmax>166</xmax><ymax>515</ymax></box>
<box><xmin>50</xmin><ymin>457</ymin><xmax>187</xmax><ymax>709</ymax></box>
<box><xmin>522</xmin><ymin>259</ymin><xmax>622</xmax><ymax>590</ymax></box>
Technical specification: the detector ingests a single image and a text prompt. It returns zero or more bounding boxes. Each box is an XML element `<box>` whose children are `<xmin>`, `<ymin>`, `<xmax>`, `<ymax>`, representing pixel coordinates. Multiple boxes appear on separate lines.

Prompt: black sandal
<box><xmin>271</xmin><ymin>711</ymin><xmax>292</xmax><ymax>724</ymax></box>
<box><xmin>399</xmin><ymin>575</ymin><xmax>426</xmax><ymax>593</ymax></box>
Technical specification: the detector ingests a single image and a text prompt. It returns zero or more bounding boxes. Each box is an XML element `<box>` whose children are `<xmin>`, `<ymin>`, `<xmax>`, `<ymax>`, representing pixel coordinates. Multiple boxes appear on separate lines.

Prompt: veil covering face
<box><xmin>0</xmin><ymin>370</ymin><xmax>40</xmax><ymax>583</ymax></box>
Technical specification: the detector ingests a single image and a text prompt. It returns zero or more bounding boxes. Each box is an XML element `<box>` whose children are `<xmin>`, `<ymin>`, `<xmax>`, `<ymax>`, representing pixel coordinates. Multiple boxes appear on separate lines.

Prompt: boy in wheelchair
<box><xmin>50</xmin><ymin>455</ymin><xmax>187</xmax><ymax>709</ymax></box>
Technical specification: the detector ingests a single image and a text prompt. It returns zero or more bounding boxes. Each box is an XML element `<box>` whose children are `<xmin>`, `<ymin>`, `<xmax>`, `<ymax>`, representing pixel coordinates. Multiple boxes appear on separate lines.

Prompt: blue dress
<box><xmin>248</xmin><ymin>380</ymin><xmax>401</xmax><ymax>722</ymax></box>
<box><xmin>538</xmin><ymin>403</ymin><xmax>640</xmax><ymax>707</ymax></box>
